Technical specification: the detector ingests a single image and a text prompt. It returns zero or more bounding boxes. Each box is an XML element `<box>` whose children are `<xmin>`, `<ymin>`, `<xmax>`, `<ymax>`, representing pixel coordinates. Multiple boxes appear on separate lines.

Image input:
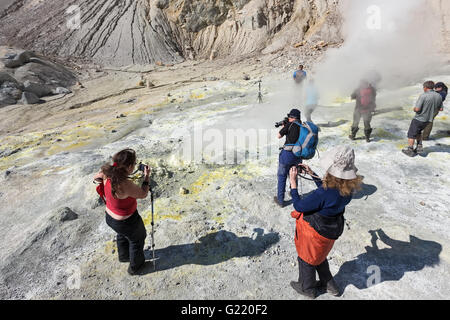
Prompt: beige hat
<box><xmin>319</xmin><ymin>146</ymin><xmax>358</xmax><ymax>180</ymax></box>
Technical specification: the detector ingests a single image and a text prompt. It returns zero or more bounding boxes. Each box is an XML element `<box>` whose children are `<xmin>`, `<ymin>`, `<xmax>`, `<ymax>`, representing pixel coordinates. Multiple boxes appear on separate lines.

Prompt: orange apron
<box><xmin>291</xmin><ymin>211</ymin><xmax>335</xmax><ymax>266</ymax></box>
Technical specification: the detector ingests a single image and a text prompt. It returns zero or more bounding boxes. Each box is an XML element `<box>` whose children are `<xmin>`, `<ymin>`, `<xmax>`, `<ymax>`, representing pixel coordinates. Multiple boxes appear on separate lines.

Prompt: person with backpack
<box><xmin>422</xmin><ymin>82</ymin><xmax>447</xmax><ymax>140</ymax></box>
<box><xmin>275</xmin><ymin>109</ymin><xmax>319</xmax><ymax>208</ymax></box>
<box><xmin>293</xmin><ymin>65</ymin><xmax>307</xmax><ymax>85</ymax></box>
<box><xmin>288</xmin><ymin>146</ymin><xmax>363</xmax><ymax>299</ymax></box>
<box><xmin>402</xmin><ymin>81</ymin><xmax>443</xmax><ymax>157</ymax></box>
<box><xmin>93</xmin><ymin>148</ymin><xmax>151</xmax><ymax>275</ymax></box>
<box><xmin>349</xmin><ymin>80</ymin><xmax>377</xmax><ymax>142</ymax></box>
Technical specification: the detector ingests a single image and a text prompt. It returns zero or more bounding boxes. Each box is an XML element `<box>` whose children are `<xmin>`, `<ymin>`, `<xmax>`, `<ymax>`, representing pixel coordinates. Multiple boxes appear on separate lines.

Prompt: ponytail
<box><xmin>101</xmin><ymin>149</ymin><xmax>136</xmax><ymax>198</ymax></box>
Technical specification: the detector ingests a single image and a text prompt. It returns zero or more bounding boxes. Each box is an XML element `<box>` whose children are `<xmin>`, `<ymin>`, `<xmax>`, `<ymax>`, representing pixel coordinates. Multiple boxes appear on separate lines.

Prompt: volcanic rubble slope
<box><xmin>0</xmin><ymin>69</ymin><xmax>449</xmax><ymax>299</ymax></box>
<box><xmin>0</xmin><ymin>0</ymin><xmax>342</xmax><ymax>67</ymax></box>
<box><xmin>0</xmin><ymin>46</ymin><xmax>77</xmax><ymax>107</ymax></box>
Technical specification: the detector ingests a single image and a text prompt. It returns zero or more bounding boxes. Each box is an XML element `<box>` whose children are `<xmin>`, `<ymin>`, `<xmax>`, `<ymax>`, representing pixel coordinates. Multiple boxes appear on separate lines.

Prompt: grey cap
<box><xmin>319</xmin><ymin>146</ymin><xmax>358</xmax><ymax>180</ymax></box>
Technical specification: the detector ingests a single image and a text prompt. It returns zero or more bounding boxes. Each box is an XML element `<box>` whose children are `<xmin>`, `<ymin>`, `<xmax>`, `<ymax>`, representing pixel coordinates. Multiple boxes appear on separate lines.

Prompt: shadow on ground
<box><xmin>373</xmin><ymin>107</ymin><xmax>403</xmax><ymax>116</ymax></box>
<box><xmin>316</xmin><ymin>120</ymin><xmax>348</xmax><ymax>128</ymax></box>
<box><xmin>431</xmin><ymin>130</ymin><xmax>450</xmax><ymax>140</ymax></box>
<box><xmin>142</xmin><ymin>228</ymin><xmax>280</xmax><ymax>274</ymax></box>
<box><xmin>333</xmin><ymin>229</ymin><xmax>442</xmax><ymax>293</ymax></box>
<box><xmin>420</xmin><ymin>143</ymin><xmax>450</xmax><ymax>157</ymax></box>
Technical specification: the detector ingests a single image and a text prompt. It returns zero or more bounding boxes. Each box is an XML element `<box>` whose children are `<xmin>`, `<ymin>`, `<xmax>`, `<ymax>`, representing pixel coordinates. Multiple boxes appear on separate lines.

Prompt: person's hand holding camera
<box><xmin>289</xmin><ymin>167</ymin><xmax>298</xmax><ymax>189</ymax></box>
<box><xmin>143</xmin><ymin>165</ymin><xmax>151</xmax><ymax>182</ymax></box>
<box><xmin>299</xmin><ymin>164</ymin><xmax>314</xmax><ymax>176</ymax></box>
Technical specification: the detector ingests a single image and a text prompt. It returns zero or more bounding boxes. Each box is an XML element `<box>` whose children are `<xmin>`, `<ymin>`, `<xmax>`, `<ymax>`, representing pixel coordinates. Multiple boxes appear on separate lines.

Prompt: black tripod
<box><xmin>257</xmin><ymin>80</ymin><xmax>263</xmax><ymax>103</ymax></box>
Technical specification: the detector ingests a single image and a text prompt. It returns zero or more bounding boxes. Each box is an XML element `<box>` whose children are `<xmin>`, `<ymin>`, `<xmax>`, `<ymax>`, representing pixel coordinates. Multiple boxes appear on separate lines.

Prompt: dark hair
<box><xmin>423</xmin><ymin>81</ymin><xmax>435</xmax><ymax>90</ymax></box>
<box><xmin>101</xmin><ymin>149</ymin><xmax>136</xmax><ymax>198</ymax></box>
<box><xmin>299</xmin><ymin>65</ymin><xmax>304</xmax><ymax>69</ymax></box>
<box><xmin>435</xmin><ymin>82</ymin><xmax>448</xmax><ymax>91</ymax></box>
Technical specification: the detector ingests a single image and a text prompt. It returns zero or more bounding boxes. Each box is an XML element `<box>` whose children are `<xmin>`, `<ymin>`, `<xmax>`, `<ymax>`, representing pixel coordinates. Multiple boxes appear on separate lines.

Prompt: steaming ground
<box><xmin>0</xmin><ymin>63</ymin><xmax>449</xmax><ymax>300</ymax></box>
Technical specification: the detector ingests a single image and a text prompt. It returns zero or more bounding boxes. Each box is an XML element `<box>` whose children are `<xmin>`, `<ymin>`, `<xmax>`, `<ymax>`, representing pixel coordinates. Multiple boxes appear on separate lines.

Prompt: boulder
<box><xmin>19</xmin><ymin>91</ymin><xmax>41</xmax><ymax>105</ymax></box>
<box><xmin>0</xmin><ymin>72</ymin><xmax>20</xmax><ymax>87</ymax></box>
<box><xmin>57</xmin><ymin>207</ymin><xmax>78</xmax><ymax>222</ymax></box>
<box><xmin>0</xmin><ymin>50</ymin><xmax>35</xmax><ymax>68</ymax></box>
<box><xmin>51</xmin><ymin>87</ymin><xmax>71</xmax><ymax>95</ymax></box>
<box><xmin>0</xmin><ymin>86</ymin><xmax>22</xmax><ymax>100</ymax></box>
<box><xmin>0</xmin><ymin>93</ymin><xmax>17</xmax><ymax>107</ymax></box>
<box><xmin>14</xmin><ymin>62</ymin><xmax>76</xmax><ymax>90</ymax></box>
<box><xmin>23</xmin><ymin>80</ymin><xmax>53</xmax><ymax>97</ymax></box>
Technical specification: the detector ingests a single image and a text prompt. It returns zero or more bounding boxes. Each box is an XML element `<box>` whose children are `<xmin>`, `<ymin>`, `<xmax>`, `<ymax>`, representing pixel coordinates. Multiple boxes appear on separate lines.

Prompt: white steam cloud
<box><xmin>313</xmin><ymin>0</ymin><xmax>443</xmax><ymax>103</ymax></box>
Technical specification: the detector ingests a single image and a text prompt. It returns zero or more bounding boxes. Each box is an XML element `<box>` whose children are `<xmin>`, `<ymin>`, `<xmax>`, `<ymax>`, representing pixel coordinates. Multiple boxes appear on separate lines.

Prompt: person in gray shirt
<box><xmin>402</xmin><ymin>81</ymin><xmax>443</xmax><ymax>157</ymax></box>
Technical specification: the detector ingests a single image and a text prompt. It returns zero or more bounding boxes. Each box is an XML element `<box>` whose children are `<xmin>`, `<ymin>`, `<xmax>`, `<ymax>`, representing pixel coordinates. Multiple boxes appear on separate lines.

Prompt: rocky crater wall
<box><xmin>0</xmin><ymin>0</ymin><xmax>342</xmax><ymax>67</ymax></box>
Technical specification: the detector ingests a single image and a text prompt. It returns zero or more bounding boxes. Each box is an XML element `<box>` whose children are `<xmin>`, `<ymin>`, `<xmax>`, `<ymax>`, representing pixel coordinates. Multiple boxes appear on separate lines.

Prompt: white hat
<box><xmin>319</xmin><ymin>146</ymin><xmax>358</xmax><ymax>180</ymax></box>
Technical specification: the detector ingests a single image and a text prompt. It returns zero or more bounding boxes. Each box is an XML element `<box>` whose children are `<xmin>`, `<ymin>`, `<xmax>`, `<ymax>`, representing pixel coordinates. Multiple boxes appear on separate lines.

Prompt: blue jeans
<box><xmin>277</xmin><ymin>151</ymin><xmax>302</xmax><ymax>203</ymax></box>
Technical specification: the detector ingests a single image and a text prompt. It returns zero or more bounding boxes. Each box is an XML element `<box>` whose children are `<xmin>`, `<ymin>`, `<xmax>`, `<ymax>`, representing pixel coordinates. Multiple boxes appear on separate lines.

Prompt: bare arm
<box><xmin>122</xmin><ymin>180</ymin><xmax>149</xmax><ymax>199</ymax></box>
<box><xmin>414</xmin><ymin>95</ymin><xmax>424</xmax><ymax>113</ymax></box>
<box><xmin>122</xmin><ymin>166</ymin><xmax>151</xmax><ymax>199</ymax></box>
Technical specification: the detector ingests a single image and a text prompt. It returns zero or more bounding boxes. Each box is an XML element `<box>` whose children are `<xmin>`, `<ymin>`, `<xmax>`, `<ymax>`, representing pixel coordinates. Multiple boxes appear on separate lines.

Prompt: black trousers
<box><xmin>297</xmin><ymin>256</ymin><xmax>333</xmax><ymax>292</ymax></box>
<box><xmin>105</xmin><ymin>211</ymin><xmax>147</xmax><ymax>270</ymax></box>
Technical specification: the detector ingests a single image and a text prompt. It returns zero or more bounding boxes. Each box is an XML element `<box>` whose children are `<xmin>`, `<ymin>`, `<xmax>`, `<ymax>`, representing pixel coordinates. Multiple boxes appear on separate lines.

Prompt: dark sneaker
<box><xmin>290</xmin><ymin>281</ymin><xmax>316</xmax><ymax>299</ymax></box>
<box><xmin>348</xmin><ymin>134</ymin><xmax>356</xmax><ymax>141</ymax></box>
<box><xmin>274</xmin><ymin>196</ymin><xmax>286</xmax><ymax>208</ymax></box>
<box><xmin>402</xmin><ymin>147</ymin><xmax>416</xmax><ymax>157</ymax></box>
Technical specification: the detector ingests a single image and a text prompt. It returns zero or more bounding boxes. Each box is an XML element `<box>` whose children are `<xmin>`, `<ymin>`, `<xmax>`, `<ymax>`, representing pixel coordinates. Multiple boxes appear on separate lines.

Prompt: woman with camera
<box><xmin>93</xmin><ymin>148</ymin><xmax>151</xmax><ymax>275</ymax></box>
<box><xmin>288</xmin><ymin>146</ymin><xmax>362</xmax><ymax>299</ymax></box>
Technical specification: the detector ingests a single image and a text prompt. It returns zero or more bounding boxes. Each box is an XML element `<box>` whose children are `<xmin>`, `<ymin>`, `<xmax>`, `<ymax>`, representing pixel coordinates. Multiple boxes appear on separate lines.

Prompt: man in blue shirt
<box><xmin>293</xmin><ymin>65</ymin><xmax>307</xmax><ymax>84</ymax></box>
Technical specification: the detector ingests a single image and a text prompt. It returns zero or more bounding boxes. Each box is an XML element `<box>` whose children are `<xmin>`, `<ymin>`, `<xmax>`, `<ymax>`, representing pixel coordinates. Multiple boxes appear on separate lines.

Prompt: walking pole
<box><xmin>149</xmin><ymin>186</ymin><xmax>158</xmax><ymax>271</ymax></box>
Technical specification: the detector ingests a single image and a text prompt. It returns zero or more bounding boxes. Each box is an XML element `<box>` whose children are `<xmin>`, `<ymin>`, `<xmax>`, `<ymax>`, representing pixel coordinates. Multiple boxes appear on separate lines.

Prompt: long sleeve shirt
<box><xmin>291</xmin><ymin>175</ymin><xmax>352</xmax><ymax>217</ymax></box>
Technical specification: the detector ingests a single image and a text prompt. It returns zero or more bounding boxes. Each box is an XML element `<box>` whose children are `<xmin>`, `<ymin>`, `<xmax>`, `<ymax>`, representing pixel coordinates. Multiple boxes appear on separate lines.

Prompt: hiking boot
<box><xmin>365</xmin><ymin>129</ymin><xmax>373</xmax><ymax>143</ymax></box>
<box><xmin>127</xmin><ymin>262</ymin><xmax>147</xmax><ymax>276</ymax></box>
<box><xmin>290</xmin><ymin>281</ymin><xmax>316</xmax><ymax>299</ymax></box>
<box><xmin>274</xmin><ymin>196</ymin><xmax>286</xmax><ymax>208</ymax></box>
<box><xmin>349</xmin><ymin>128</ymin><xmax>359</xmax><ymax>141</ymax></box>
<box><xmin>402</xmin><ymin>147</ymin><xmax>417</xmax><ymax>157</ymax></box>
<box><xmin>415</xmin><ymin>144</ymin><xmax>424</xmax><ymax>154</ymax></box>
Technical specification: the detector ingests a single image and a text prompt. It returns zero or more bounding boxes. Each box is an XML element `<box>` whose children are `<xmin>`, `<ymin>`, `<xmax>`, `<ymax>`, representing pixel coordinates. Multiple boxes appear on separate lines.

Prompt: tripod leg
<box><xmin>150</xmin><ymin>189</ymin><xmax>156</xmax><ymax>271</ymax></box>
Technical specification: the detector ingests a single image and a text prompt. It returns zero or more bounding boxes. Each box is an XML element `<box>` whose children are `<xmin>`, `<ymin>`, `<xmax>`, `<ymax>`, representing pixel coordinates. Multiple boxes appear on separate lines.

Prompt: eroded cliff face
<box><xmin>0</xmin><ymin>0</ymin><xmax>342</xmax><ymax>67</ymax></box>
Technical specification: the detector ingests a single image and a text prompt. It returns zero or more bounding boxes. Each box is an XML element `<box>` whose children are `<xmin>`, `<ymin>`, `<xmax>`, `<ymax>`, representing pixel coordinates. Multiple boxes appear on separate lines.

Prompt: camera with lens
<box><xmin>275</xmin><ymin>117</ymin><xmax>289</xmax><ymax>128</ymax></box>
<box><xmin>296</xmin><ymin>164</ymin><xmax>307</xmax><ymax>175</ymax></box>
<box><xmin>137</xmin><ymin>162</ymin><xmax>147</xmax><ymax>172</ymax></box>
